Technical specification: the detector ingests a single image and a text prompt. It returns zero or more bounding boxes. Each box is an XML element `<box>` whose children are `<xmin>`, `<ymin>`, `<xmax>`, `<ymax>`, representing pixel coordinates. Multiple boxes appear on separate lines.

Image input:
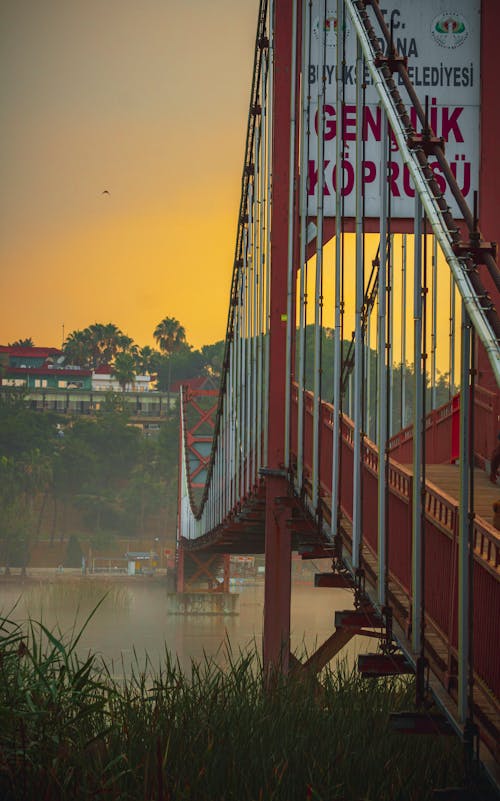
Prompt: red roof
<box><xmin>0</xmin><ymin>346</ymin><xmax>62</xmax><ymax>358</ymax></box>
<box><xmin>93</xmin><ymin>365</ymin><xmax>113</xmax><ymax>375</ymax></box>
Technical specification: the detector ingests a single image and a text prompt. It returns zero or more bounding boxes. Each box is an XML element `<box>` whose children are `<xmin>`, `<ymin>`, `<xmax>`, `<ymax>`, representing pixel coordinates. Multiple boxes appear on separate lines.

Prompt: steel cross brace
<box><xmin>184</xmin><ymin>551</ymin><xmax>222</xmax><ymax>590</ymax></box>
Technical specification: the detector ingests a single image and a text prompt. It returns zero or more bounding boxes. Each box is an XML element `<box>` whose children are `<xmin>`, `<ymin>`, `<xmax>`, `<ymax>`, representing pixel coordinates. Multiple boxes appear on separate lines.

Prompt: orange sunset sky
<box><xmin>0</xmin><ymin>1</ymin><xmax>259</xmax><ymax>351</ymax></box>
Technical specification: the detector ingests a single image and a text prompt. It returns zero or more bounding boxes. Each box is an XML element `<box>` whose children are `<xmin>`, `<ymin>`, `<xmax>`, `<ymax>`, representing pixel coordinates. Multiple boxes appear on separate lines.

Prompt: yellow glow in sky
<box><xmin>0</xmin><ymin>0</ymin><xmax>258</xmax><ymax>350</ymax></box>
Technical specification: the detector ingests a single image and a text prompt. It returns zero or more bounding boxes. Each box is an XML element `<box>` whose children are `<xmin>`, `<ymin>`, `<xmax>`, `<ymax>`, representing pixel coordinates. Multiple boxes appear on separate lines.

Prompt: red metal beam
<box><xmin>314</xmin><ymin>573</ymin><xmax>354</xmax><ymax>588</ymax></box>
<box><xmin>263</xmin><ymin>0</ymin><xmax>295</xmax><ymax>676</ymax></box>
<box><xmin>358</xmin><ymin>653</ymin><xmax>414</xmax><ymax>677</ymax></box>
<box><xmin>389</xmin><ymin>712</ymin><xmax>455</xmax><ymax>736</ymax></box>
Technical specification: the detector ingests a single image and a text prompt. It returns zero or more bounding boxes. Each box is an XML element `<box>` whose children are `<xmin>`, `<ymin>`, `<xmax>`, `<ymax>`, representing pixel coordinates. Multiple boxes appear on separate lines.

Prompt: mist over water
<box><xmin>0</xmin><ymin>575</ymin><xmax>369</xmax><ymax>677</ymax></box>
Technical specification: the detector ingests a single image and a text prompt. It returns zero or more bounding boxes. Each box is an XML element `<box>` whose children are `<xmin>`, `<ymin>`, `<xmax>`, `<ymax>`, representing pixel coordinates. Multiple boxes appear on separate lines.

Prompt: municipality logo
<box><xmin>431</xmin><ymin>12</ymin><xmax>469</xmax><ymax>48</ymax></box>
<box><xmin>312</xmin><ymin>12</ymin><xmax>350</xmax><ymax>48</ymax></box>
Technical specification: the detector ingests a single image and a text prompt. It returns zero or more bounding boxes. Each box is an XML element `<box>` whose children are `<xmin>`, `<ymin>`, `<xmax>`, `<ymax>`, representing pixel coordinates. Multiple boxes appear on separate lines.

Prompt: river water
<box><xmin>0</xmin><ymin>572</ymin><xmax>369</xmax><ymax>678</ymax></box>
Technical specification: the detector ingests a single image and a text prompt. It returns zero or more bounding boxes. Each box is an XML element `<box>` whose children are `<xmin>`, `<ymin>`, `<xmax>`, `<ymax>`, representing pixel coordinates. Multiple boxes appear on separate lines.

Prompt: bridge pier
<box><xmin>167</xmin><ymin>591</ymin><xmax>238</xmax><ymax>616</ymax></box>
<box><xmin>262</xmin><ymin>0</ymin><xmax>296</xmax><ymax>677</ymax></box>
<box><xmin>175</xmin><ymin>548</ymin><xmax>230</xmax><ymax>595</ymax></box>
<box><xmin>263</xmin><ymin>477</ymin><xmax>292</xmax><ymax>673</ymax></box>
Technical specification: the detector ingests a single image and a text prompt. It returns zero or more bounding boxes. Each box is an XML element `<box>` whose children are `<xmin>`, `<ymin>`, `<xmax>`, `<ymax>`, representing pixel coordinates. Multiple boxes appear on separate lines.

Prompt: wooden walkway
<box><xmin>405</xmin><ymin>463</ymin><xmax>500</xmax><ymax>529</ymax></box>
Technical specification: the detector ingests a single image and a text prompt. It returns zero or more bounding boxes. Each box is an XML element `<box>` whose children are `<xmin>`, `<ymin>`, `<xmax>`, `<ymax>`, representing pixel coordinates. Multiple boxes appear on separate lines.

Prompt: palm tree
<box><xmin>8</xmin><ymin>338</ymin><xmax>34</xmax><ymax>347</ymax></box>
<box><xmin>153</xmin><ymin>317</ymin><xmax>187</xmax><ymax>412</ymax></box>
<box><xmin>64</xmin><ymin>323</ymin><xmax>135</xmax><ymax>369</ymax></box>
<box><xmin>111</xmin><ymin>352</ymin><xmax>137</xmax><ymax>391</ymax></box>
<box><xmin>86</xmin><ymin>323</ymin><xmax>124</xmax><ymax>367</ymax></box>
<box><xmin>153</xmin><ymin>317</ymin><xmax>186</xmax><ymax>356</ymax></box>
<box><xmin>134</xmin><ymin>345</ymin><xmax>161</xmax><ymax>376</ymax></box>
<box><xmin>63</xmin><ymin>330</ymin><xmax>93</xmax><ymax>367</ymax></box>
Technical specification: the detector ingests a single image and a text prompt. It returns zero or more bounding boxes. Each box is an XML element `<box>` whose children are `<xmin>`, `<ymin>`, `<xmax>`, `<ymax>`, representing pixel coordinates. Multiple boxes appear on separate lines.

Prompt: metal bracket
<box><xmin>452</xmin><ymin>239</ymin><xmax>497</xmax><ymax>261</ymax></box>
<box><xmin>407</xmin><ymin>132</ymin><xmax>445</xmax><ymax>157</ymax></box>
<box><xmin>353</xmin><ymin>568</ymin><xmax>366</xmax><ymax>610</ymax></box>
<box><xmin>374</xmin><ymin>53</ymin><xmax>408</xmax><ymax>71</ymax></box>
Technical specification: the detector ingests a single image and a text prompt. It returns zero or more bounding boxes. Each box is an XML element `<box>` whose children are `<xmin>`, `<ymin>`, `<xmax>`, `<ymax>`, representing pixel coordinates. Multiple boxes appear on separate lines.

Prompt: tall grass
<box><xmin>0</xmin><ymin>609</ymin><xmax>476</xmax><ymax>801</ymax></box>
<box><xmin>22</xmin><ymin>579</ymin><xmax>132</xmax><ymax>616</ymax></box>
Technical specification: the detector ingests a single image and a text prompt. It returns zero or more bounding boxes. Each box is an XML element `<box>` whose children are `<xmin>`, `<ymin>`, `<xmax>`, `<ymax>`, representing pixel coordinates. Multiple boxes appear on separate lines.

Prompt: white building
<box><xmin>92</xmin><ymin>365</ymin><xmax>153</xmax><ymax>393</ymax></box>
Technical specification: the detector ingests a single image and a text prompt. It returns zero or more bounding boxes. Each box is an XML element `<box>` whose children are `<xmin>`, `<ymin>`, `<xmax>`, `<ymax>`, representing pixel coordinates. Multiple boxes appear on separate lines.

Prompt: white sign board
<box><xmin>304</xmin><ymin>0</ymin><xmax>480</xmax><ymax>218</ymax></box>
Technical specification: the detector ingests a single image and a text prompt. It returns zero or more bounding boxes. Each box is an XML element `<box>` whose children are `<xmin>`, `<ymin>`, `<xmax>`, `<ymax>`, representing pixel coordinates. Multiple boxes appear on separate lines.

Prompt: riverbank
<box><xmin>0</xmin><ymin>566</ymin><xmax>170</xmax><ymax>583</ymax></box>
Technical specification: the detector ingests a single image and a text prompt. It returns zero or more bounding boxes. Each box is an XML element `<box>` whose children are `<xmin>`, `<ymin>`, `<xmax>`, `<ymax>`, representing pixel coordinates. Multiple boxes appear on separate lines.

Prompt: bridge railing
<box><xmin>292</xmin><ymin>387</ymin><xmax>500</xmax><ymax>708</ymax></box>
<box><xmin>388</xmin><ymin>390</ymin><xmax>500</xmax><ymax>467</ymax></box>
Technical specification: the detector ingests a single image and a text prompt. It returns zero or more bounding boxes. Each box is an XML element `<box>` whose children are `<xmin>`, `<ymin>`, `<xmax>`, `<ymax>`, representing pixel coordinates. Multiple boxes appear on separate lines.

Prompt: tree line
<box><xmin>2</xmin><ymin>321</ymin><xmax>454</xmax><ymax>571</ymax></box>
<box><xmin>10</xmin><ymin>318</ymin><xmax>225</xmax><ymax>391</ymax></box>
<box><xmin>0</xmin><ymin>391</ymin><xmax>180</xmax><ymax>572</ymax></box>
<box><xmin>1</xmin><ymin>316</ymin><xmax>226</xmax><ymax>571</ymax></box>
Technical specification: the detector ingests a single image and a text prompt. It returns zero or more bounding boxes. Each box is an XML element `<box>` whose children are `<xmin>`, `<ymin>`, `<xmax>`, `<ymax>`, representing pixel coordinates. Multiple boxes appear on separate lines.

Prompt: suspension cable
<box><xmin>183</xmin><ymin>0</ymin><xmax>269</xmax><ymax>520</ymax></box>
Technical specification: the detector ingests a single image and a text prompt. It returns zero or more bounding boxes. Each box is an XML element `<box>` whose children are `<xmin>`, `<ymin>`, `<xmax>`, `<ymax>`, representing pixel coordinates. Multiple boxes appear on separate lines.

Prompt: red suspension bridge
<box><xmin>176</xmin><ymin>0</ymin><xmax>500</xmax><ymax>790</ymax></box>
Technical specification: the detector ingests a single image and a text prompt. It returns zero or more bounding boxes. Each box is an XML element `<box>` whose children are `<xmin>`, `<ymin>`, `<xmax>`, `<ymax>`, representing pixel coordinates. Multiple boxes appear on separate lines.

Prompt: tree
<box><xmin>0</xmin><ymin>456</ymin><xmax>23</xmax><ymax>573</ymax></box>
<box><xmin>201</xmin><ymin>341</ymin><xmax>225</xmax><ymax>379</ymax></box>
<box><xmin>153</xmin><ymin>317</ymin><xmax>187</xmax><ymax>356</ymax></box>
<box><xmin>63</xmin><ymin>323</ymin><xmax>135</xmax><ymax>369</ymax></box>
<box><xmin>0</xmin><ymin>455</ymin><xmax>40</xmax><ymax>574</ymax></box>
<box><xmin>65</xmin><ymin>414</ymin><xmax>141</xmax><ymax>492</ymax></box>
<box><xmin>112</xmin><ymin>352</ymin><xmax>137</xmax><ymax>391</ymax></box>
<box><xmin>154</xmin><ymin>317</ymin><xmax>187</xmax><ymax>412</ymax></box>
<box><xmin>0</xmin><ymin>391</ymin><xmax>60</xmax><ymax>459</ymax></box>
<box><xmin>133</xmin><ymin>345</ymin><xmax>161</xmax><ymax>377</ymax></box>
<box><xmin>156</xmin><ymin>347</ymin><xmax>206</xmax><ymax>391</ymax></box>
<box><xmin>120</xmin><ymin>441</ymin><xmax>164</xmax><ymax>538</ymax></box>
<box><xmin>62</xmin><ymin>329</ymin><xmax>93</xmax><ymax>367</ymax></box>
<box><xmin>156</xmin><ymin>416</ymin><xmax>181</xmax><ymax>534</ymax></box>
<box><xmin>85</xmin><ymin>322</ymin><xmax>133</xmax><ymax>368</ymax></box>
<box><xmin>7</xmin><ymin>337</ymin><xmax>34</xmax><ymax>347</ymax></box>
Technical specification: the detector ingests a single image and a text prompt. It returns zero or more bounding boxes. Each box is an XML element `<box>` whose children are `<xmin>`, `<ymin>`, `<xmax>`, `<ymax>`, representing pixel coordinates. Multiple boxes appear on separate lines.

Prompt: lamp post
<box><xmin>153</xmin><ymin>536</ymin><xmax>160</xmax><ymax>572</ymax></box>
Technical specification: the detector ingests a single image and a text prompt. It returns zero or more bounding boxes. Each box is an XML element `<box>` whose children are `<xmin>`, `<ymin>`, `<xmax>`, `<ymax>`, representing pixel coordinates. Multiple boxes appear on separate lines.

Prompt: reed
<box><xmin>0</xmin><ymin>609</ymin><xmax>473</xmax><ymax>801</ymax></box>
<box><xmin>22</xmin><ymin>579</ymin><xmax>132</xmax><ymax>616</ymax></box>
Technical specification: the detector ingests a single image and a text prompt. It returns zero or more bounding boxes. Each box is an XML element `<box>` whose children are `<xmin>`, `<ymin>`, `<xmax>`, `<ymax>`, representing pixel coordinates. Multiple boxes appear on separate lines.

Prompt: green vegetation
<box><xmin>62</xmin><ymin>323</ymin><xmax>134</xmax><ymax>369</ymax></box>
<box><xmin>0</xmin><ymin>611</ymin><xmax>468</xmax><ymax>801</ymax></box>
<box><xmin>1</xmin><ymin>315</ymin><xmax>456</xmax><ymax>569</ymax></box>
<box><xmin>0</xmin><ymin>392</ymin><xmax>179</xmax><ymax>567</ymax></box>
<box><xmin>1</xmin><ymin>317</ymin><xmax>230</xmax><ymax>567</ymax></box>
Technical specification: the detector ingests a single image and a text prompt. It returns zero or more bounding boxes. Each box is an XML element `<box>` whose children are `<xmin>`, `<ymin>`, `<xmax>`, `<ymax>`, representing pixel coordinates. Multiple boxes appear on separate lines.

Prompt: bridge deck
<box><xmin>405</xmin><ymin>464</ymin><xmax>500</xmax><ymax>528</ymax></box>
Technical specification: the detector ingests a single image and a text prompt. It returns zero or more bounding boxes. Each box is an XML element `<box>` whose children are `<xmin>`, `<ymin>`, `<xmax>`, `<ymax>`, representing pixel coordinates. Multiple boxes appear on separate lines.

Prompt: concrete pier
<box><xmin>167</xmin><ymin>592</ymin><xmax>239</xmax><ymax>616</ymax></box>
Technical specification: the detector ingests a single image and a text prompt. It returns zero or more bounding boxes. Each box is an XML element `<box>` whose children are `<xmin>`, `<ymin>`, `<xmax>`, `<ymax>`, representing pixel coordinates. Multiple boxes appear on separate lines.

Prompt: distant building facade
<box><xmin>0</xmin><ymin>344</ymin><xmax>168</xmax><ymax>430</ymax></box>
<box><xmin>0</xmin><ymin>346</ymin><xmax>153</xmax><ymax>392</ymax></box>
<box><xmin>92</xmin><ymin>365</ymin><xmax>153</xmax><ymax>393</ymax></box>
<box><xmin>0</xmin><ymin>345</ymin><xmax>92</xmax><ymax>390</ymax></box>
